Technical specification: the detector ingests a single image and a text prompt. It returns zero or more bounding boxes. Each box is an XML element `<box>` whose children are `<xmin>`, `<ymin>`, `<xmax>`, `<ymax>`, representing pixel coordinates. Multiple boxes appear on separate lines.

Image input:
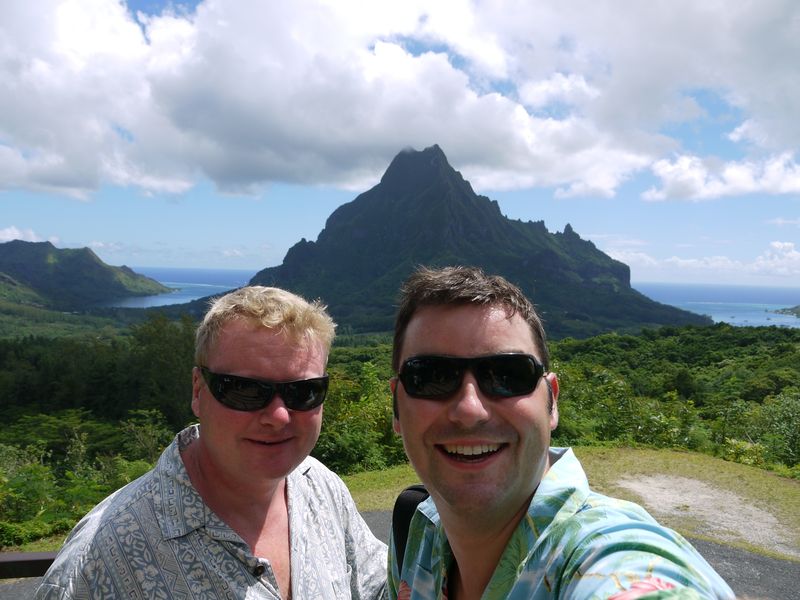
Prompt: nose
<box><xmin>447</xmin><ymin>371</ymin><xmax>490</xmax><ymax>427</ymax></box>
<box><xmin>258</xmin><ymin>393</ymin><xmax>292</xmax><ymax>426</ymax></box>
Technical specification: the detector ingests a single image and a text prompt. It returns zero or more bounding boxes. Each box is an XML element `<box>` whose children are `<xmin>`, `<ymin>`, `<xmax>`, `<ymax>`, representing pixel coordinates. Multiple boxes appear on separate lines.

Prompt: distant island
<box><xmin>774</xmin><ymin>305</ymin><xmax>800</xmax><ymax>318</ymax></box>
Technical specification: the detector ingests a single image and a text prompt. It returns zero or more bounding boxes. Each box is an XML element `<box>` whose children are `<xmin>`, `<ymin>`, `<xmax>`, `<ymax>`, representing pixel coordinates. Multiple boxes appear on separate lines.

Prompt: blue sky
<box><xmin>2</xmin><ymin>1</ymin><xmax>799</xmax><ymax>286</ymax></box>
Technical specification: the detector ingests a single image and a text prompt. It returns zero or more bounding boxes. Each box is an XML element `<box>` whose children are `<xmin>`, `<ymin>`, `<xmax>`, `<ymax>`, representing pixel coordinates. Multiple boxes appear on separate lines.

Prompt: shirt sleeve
<box><xmin>556</xmin><ymin>511</ymin><xmax>735</xmax><ymax>599</ymax></box>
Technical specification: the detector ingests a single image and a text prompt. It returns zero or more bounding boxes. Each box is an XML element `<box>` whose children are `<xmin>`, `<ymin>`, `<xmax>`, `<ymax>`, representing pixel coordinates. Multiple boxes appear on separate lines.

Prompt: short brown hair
<box><xmin>392</xmin><ymin>266</ymin><xmax>549</xmax><ymax>371</ymax></box>
<box><xmin>195</xmin><ymin>286</ymin><xmax>336</xmax><ymax>366</ymax></box>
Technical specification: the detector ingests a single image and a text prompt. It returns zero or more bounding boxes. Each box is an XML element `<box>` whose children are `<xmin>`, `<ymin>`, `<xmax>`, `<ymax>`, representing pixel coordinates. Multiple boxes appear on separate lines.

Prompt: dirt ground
<box><xmin>616</xmin><ymin>474</ymin><xmax>800</xmax><ymax>560</ymax></box>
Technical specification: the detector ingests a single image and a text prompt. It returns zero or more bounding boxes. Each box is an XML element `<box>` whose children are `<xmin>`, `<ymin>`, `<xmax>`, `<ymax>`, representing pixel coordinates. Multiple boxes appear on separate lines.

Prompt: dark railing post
<box><xmin>0</xmin><ymin>552</ymin><xmax>57</xmax><ymax>579</ymax></box>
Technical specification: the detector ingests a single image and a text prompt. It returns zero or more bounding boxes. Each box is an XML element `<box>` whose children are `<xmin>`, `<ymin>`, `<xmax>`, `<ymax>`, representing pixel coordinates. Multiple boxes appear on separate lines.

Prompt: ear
<box><xmin>390</xmin><ymin>377</ymin><xmax>402</xmax><ymax>434</ymax></box>
<box><xmin>547</xmin><ymin>372</ymin><xmax>559</xmax><ymax>431</ymax></box>
<box><xmin>191</xmin><ymin>367</ymin><xmax>203</xmax><ymax>418</ymax></box>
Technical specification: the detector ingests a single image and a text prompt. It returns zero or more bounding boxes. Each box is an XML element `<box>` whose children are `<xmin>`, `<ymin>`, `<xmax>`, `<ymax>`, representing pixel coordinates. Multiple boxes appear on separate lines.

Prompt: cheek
<box><xmin>297</xmin><ymin>408</ymin><xmax>324</xmax><ymax>437</ymax></box>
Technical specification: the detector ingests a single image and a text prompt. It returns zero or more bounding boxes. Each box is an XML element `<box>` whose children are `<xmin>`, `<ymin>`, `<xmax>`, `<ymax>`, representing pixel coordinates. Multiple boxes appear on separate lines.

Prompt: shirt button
<box><xmin>253</xmin><ymin>564</ymin><xmax>266</xmax><ymax>577</ymax></box>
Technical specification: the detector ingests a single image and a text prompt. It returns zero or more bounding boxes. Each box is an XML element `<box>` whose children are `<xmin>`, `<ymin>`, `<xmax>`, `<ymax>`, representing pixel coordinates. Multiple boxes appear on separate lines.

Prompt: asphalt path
<box><xmin>3</xmin><ymin>511</ymin><xmax>797</xmax><ymax>599</ymax></box>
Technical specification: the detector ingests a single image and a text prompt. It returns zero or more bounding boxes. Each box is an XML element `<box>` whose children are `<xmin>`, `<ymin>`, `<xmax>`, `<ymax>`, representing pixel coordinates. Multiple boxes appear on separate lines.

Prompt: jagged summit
<box><xmin>379</xmin><ymin>144</ymin><xmax>455</xmax><ymax>192</ymax></box>
<box><xmin>251</xmin><ymin>146</ymin><xmax>709</xmax><ymax>337</ymax></box>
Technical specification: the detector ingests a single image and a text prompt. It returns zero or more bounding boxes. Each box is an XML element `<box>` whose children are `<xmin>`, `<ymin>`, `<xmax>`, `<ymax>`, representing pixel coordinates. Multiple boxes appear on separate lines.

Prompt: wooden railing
<box><xmin>0</xmin><ymin>551</ymin><xmax>57</xmax><ymax>579</ymax></box>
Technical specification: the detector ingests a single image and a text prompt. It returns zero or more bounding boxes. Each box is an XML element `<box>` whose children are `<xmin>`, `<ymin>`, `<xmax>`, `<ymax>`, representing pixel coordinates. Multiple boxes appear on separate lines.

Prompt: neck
<box><xmin>440</xmin><ymin>496</ymin><xmax>532</xmax><ymax>600</ymax></box>
<box><xmin>181</xmin><ymin>439</ymin><xmax>285</xmax><ymax>534</ymax></box>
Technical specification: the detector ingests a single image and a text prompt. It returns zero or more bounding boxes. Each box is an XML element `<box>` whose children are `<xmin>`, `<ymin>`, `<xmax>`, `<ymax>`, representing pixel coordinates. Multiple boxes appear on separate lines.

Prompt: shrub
<box><xmin>0</xmin><ymin>518</ymin><xmax>72</xmax><ymax>549</ymax></box>
<box><xmin>722</xmin><ymin>437</ymin><xmax>765</xmax><ymax>466</ymax></box>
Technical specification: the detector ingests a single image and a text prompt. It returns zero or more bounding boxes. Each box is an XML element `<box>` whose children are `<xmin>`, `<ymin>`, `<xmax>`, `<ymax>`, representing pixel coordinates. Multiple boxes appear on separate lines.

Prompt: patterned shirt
<box><xmin>37</xmin><ymin>425</ymin><xmax>388</xmax><ymax>599</ymax></box>
<box><xmin>389</xmin><ymin>448</ymin><xmax>734</xmax><ymax>599</ymax></box>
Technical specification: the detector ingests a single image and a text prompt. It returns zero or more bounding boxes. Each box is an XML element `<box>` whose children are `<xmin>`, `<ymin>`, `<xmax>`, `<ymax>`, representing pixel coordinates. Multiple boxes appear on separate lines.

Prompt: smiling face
<box><xmin>393</xmin><ymin>304</ymin><xmax>558</xmax><ymax>521</ymax></box>
<box><xmin>191</xmin><ymin>318</ymin><xmax>327</xmax><ymax>490</ymax></box>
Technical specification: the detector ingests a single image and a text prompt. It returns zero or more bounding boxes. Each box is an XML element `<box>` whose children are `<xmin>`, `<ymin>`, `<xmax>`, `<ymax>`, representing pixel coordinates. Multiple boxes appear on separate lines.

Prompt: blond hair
<box><xmin>195</xmin><ymin>286</ymin><xmax>335</xmax><ymax>366</ymax></box>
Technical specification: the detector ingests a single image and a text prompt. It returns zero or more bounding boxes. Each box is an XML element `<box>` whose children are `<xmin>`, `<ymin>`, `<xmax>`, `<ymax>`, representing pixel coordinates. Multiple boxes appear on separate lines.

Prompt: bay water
<box><xmin>107</xmin><ymin>267</ymin><xmax>256</xmax><ymax>308</ymax></box>
<box><xmin>113</xmin><ymin>268</ymin><xmax>800</xmax><ymax>329</ymax></box>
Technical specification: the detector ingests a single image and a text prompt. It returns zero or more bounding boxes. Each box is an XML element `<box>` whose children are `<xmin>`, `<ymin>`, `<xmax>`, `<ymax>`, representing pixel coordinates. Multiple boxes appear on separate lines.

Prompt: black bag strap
<box><xmin>391</xmin><ymin>483</ymin><xmax>430</xmax><ymax>573</ymax></box>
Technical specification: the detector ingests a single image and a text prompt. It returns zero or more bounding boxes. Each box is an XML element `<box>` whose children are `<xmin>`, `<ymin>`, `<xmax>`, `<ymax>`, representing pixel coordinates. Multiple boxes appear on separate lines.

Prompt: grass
<box><xmin>342</xmin><ymin>463</ymin><xmax>419</xmax><ymax>512</ymax></box>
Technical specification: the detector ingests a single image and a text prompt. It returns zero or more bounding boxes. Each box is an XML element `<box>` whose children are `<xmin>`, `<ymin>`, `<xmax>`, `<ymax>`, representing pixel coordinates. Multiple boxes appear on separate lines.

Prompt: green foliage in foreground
<box><xmin>552</xmin><ymin>324</ymin><xmax>800</xmax><ymax>470</ymax></box>
<box><xmin>1</xmin><ymin>318</ymin><xmax>799</xmax><ymax>549</ymax></box>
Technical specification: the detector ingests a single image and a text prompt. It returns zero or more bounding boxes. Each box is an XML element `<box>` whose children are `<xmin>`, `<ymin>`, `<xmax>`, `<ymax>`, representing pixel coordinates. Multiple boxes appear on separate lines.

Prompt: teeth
<box><xmin>443</xmin><ymin>444</ymin><xmax>500</xmax><ymax>456</ymax></box>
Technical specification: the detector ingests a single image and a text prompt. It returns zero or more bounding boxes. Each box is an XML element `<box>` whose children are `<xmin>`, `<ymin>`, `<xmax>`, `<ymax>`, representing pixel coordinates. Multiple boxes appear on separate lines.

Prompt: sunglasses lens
<box><xmin>399</xmin><ymin>354</ymin><xmax>543</xmax><ymax>400</ymax></box>
<box><xmin>475</xmin><ymin>355</ymin><xmax>541</xmax><ymax>397</ymax></box>
<box><xmin>399</xmin><ymin>357</ymin><xmax>462</xmax><ymax>398</ymax></box>
<box><xmin>201</xmin><ymin>368</ymin><xmax>328</xmax><ymax>412</ymax></box>
<box><xmin>281</xmin><ymin>378</ymin><xmax>328</xmax><ymax>411</ymax></box>
<box><xmin>203</xmin><ymin>371</ymin><xmax>271</xmax><ymax>411</ymax></box>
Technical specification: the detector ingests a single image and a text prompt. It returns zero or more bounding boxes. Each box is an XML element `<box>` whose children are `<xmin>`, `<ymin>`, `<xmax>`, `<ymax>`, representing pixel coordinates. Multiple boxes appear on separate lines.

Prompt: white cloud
<box><xmin>88</xmin><ymin>240</ymin><xmax>123</xmax><ymax>252</ymax></box>
<box><xmin>1</xmin><ymin>0</ymin><xmax>800</xmax><ymax>200</ymax></box>
<box><xmin>519</xmin><ymin>73</ymin><xmax>600</xmax><ymax>109</ymax></box>
<box><xmin>623</xmin><ymin>242</ymin><xmax>800</xmax><ymax>285</ymax></box>
<box><xmin>0</xmin><ymin>226</ymin><xmax>46</xmax><ymax>243</ymax></box>
<box><xmin>589</xmin><ymin>234</ymin><xmax>647</xmax><ymax>248</ymax></box>
<box><xmin>768</xmin><ymin>217</ymin><xmax>800</xmax><ymax>227</ymax></box>
<box><xmin>663</xmin><ymin>255</ymin><xmax>743</xmax><ymax>271</ymax></box>
<box><xmin>605</xmin><ymin>249</ymin><xmax>659</xmax><ymax>268</ymax></box>
<box><xmin>644</xmin><ymin>153</ymin><xmax>800</xmax><ymax>201</ymax></box>
<box><xmin>752</xmin><ymin>241</ymin><xmax>800</xmax><ymax>277</ymax></box>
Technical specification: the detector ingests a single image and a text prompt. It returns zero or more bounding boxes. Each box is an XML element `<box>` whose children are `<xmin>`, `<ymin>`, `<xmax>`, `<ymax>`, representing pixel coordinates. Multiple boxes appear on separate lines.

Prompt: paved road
<box><xmin>3</xmin><ymin>511</ymin><xmax>797</xmax><ymax>599</ymax></box>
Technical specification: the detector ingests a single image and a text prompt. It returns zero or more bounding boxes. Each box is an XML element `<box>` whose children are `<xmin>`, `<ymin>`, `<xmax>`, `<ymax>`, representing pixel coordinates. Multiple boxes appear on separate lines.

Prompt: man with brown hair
<box><xmin>389</xmin><ymin>266</ymin><xmax>733</xmax><ymax>599</ymax></box>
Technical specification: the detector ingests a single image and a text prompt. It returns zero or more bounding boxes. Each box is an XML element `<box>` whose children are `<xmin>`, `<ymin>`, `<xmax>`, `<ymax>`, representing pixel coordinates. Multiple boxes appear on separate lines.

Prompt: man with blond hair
<box><xmin>39</xmin><ymin>286</ymin><xmax>387</xmax><ymax>599</ymax></box>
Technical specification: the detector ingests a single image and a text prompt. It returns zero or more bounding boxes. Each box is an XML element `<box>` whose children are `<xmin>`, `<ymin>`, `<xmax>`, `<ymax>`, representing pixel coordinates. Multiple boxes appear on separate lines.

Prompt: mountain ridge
<box><xmin>251</xmin><ymin>145</ymin><xmax>710</xmax><ymax>338</ymax></box>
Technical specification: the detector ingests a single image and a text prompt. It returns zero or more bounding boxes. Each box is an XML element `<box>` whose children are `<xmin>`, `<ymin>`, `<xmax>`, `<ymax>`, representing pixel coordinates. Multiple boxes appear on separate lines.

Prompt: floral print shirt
<box><xmin>389</xmin><ymin>448</ymin><xmax>734</xmax><ymax>599</ymax></box>
<box><xmin>37</xmin><ymin>425</ymin><xmax>388</xmax><ymax>599</ymax></box>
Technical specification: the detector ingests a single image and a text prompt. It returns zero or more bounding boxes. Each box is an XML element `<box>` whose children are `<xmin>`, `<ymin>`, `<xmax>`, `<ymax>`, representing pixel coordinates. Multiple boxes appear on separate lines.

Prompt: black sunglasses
<box><xmin>398</xmin><ymin>353</ymin><xmax>545</xmax><ymax>400</ymax></box>
<box><xmin>199</xmin><ymin>367</ymin><xmax>329</xmax><ymax>412</ymax></box>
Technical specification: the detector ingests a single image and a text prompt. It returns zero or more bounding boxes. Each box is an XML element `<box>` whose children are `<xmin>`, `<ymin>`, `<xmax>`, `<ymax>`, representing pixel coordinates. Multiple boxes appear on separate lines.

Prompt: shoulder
<box><xmin>548</xmin><ymin>492</ymin><xmax>733</xmax><ymax>598</ymax></box>
<box><xmin>39</xmin><ymin>455</ymin><xmax>166</xmax><ymax>593</ymax></box>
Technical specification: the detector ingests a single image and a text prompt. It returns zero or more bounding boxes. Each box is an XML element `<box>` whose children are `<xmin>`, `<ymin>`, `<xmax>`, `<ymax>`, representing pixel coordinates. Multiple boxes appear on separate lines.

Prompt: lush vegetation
<box><xmin>1</xmin><ymin>316</ymin><xmax>798</xmax><ymax>549</ymax></box>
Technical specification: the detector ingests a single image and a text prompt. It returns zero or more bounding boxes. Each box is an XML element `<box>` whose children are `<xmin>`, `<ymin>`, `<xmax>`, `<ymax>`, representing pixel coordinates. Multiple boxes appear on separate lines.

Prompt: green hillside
<box><xmin>0</xmin><ymin>240</ymin><xmax>170</xmax><ymax>310</ymax></box>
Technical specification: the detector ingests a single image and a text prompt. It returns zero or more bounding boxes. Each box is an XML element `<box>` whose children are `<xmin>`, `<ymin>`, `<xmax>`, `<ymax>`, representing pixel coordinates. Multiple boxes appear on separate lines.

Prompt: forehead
<box><xmin>401</xmin><ymin>304</ymin><xmax>538</xmax><ymax>360</ymax></box>
<box><xmin>207</xmin><ymin>319</ymin><xmax>327</xmax><ymax>373</ymax></box>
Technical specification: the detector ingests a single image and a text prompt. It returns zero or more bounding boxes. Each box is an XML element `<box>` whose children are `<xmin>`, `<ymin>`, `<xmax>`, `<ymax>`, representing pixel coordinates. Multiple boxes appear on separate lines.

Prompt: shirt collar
<box><xmin>153</xmin><ymin>425</ymin><xmax>240</xmax><ymax>541</ymax></box>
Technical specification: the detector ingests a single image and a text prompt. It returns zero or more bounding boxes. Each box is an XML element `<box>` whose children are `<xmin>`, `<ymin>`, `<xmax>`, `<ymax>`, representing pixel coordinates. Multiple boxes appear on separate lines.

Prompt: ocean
<box><xmin>106</xmin><ymin>267</ymin><xmax>257</xmax><ymax>308</ymax></box>
<box><xmin>633</xmin><ymin>282</ymin><xmax>800</xmax><ymax>328</ymax></box>
<box><xmin>113</xmin><ymin>268</ymin><xmax>800</xmax><ymax>329</ymax></box>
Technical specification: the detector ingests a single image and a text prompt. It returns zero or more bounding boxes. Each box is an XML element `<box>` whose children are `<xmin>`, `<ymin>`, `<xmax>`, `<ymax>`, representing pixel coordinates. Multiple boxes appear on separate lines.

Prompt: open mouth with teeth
<box><xmin>440</xmin><ymin>443</ymin><xmax>503</xmax><ymax>462</ymax></box>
